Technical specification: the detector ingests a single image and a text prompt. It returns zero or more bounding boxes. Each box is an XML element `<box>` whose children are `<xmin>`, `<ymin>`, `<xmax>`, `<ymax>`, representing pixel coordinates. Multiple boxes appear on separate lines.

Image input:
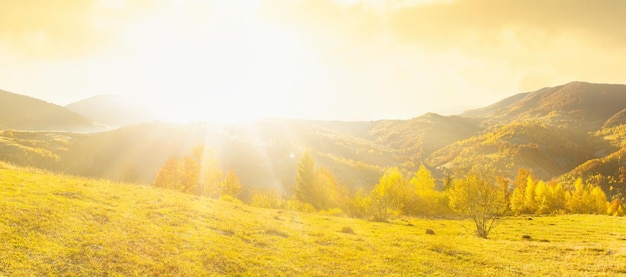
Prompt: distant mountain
<box><xmin>425</xmin><ymin>121</ymin><xmax>611</xmax><ymax>179</ymax></box>
<box><xmin>433</xmin><ymin>82</ymin><xmax>626</xmax><ymax>178</ymax></box>
<box><xmin>464</xmin><ymin>82</ymin><xmax>626</xmax><ymax>130</ymax></box>
<box><xmin>65</xmin><ymin>95</ymin><xmax>160</xmax><ymax>128</ymax></box>
<box><xmin>0</xmin><ymin>89</ymin><xmax>98</xmax><ymax>131</ymax></box>
<box><xmin>2</xmin><ymin>81</ymin><xmax>626</xmax><ymax>199</ymax></box>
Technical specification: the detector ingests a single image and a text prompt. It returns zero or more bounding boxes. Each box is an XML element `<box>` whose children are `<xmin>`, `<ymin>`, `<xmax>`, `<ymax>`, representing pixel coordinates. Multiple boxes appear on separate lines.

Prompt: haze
<box><xmin>2</xmin><ymin>0</ymin><xmax>626</xmax><ymax>122</ymax></box>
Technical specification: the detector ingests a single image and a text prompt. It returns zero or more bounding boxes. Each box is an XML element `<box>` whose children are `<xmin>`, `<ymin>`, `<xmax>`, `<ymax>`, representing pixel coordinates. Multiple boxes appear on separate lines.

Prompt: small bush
<box><xmin>219</xmin><ymin>194</ymin><xmax>243</xmax><ymax>204</ymax></box>
<box><xmin>340</xmin><ymin>227</ymin><xmax>355</xmax><ymax>234</ymax></box>
<box><xmin>319</xmin><ymin>208</ymin><xmax>344</xmax><ymax>217</ymax></box>
<box><xmin>250</xmin><ymin>191</ymin><xmax>286</xmax><ymax>209</ymax></box>
<box><xmin>286</xmin><ymin>200</ymin><xmax>315</xmax><ymax>213</ymax></box>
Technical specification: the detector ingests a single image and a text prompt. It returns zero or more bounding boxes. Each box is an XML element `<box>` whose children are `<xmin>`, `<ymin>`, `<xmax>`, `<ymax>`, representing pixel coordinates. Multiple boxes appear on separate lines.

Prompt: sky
<box><xmin>1</xmin><ymin>0</ymin><xmax>626</xmax><ymax>122</ymax></box>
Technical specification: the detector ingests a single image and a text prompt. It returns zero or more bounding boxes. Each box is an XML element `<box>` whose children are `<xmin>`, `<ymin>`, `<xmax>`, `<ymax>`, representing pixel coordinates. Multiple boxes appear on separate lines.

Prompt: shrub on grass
<box><xmin>340</xmin><ymin>226</ymin><xmax>355</xmax><ymax>234</ymax></box>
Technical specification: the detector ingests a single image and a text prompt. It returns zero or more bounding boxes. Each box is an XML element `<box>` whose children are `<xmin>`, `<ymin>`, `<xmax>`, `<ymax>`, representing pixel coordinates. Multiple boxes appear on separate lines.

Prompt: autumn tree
<box><xmin>550</xmin><ymin>181</ymin><xmax>567</xmax><ymax>213</ymax></box>
<box><xmin>588</xmin><ymin>186</ymin><xmax>609</xmax><ymax>214</ymax></box>
<box><xmin>369</xmin><ymin>167</ymin><xmax>404</xmax><ymax>221</ymax></box>
<box><xmin>154</xmin><ymin>157</ymin><xmax>181</xmax><ymax>190</ymax></box>
<box><xmin>608</xmin><ymin>199</ymin><xmax>624</xmax><ymax>216</ymax></box>
<box><xmin>567</xmin><ymin>178</ymin><xmax>588</xmax><ymax>213</ymax></box>
<box><xmin>179</xmin><ymin>156</ymin><xmax>200</xmax><ymax>194</ymax></box>
<box><xmin>534</xmin><ymin>180</ymin><xmax>550</xmax><ymax>214</ymax></box>
<box><xmin>315</xmin><ymin>167</ymin><xmax>349</xmax><ymax>210</ymax></box>
<box><xmin>408</xmin><ymin>164</ymin><xmax>447</xmax><ymax>215</ymax></box>
<box><xmin>347</xmin><ymin>188</ymin><xmax>371</xmax><ymax>218</ymax></box>
<box><xmin>199</xmin><ymin>149</ymin><xmax>224</xmax><ymax>197</ymax></box>
<box><xmin>566</xmin><ymin>178</ymin><xmax>608</xmax><ymax>214</ymax></box>
<box><xmin>509</xmin><ymin>169</ymin><xmax>537</xmax><ymax>214</ymax></box>
<box><xmin>523</xmin><ymin>177</ymin><xmax>537</xmax><ymax>213</ymax></box>
<box><xmin>219</xmin><ymin>169</ymin><xmax>242</xmax><ymax>198</ymax></box>
<box><xmin>294</xmin><ymin>152</ymin><xmax>348</xmax><ymax>210</ymax></box>
<box><xmin>153</xmin><ymin>144</ymin><xmax>223</xmax><ymax>196</ymax></box>
<box><xmin>448</xmin><ymin>167</ymin><xmax>506</xmax><ymax>238</ymax></box>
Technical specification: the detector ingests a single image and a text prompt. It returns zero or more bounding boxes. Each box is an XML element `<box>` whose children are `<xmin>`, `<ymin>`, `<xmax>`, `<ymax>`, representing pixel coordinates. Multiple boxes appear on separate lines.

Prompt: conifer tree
<box><xmin>295</xmin><ymin>152</ymin><xmax>318</xmax><ymax>208</ymax></box>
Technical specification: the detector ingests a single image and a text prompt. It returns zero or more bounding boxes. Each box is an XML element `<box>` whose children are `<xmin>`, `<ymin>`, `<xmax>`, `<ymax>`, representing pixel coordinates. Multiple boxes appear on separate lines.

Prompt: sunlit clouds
<box><xmin>1</xmin><ymin>0</ymin><xmax>626</xmax><ymax>122</ymax></box>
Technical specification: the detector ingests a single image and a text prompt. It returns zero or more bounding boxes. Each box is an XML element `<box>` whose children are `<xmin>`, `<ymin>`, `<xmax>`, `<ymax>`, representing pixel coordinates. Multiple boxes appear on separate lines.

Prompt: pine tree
<box><xmin>295</xmin><ymin>152</ymin><xmax>318</xmax><ymax>208</ymax></box>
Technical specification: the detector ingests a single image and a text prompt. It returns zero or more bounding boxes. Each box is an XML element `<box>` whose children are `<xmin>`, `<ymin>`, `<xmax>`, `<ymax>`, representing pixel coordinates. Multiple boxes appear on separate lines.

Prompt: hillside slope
<box><xmin>464</xmin><ymin>82</ymin><xmax>626</xmax><ymax>130</ymax></box>
<box><xmin>2</xmin><ymin>82</ymin><xmax>626</xmax><ymax>198</ymax></box>
<box><xmin>1</xmin><ymin>164</ymin><xmax>625</xmax><ymax>276</ymax></box>
<box><xmin>0</xmin><ymin>89</ymin><xmax>98</xmax><ymax>131</ymax></box>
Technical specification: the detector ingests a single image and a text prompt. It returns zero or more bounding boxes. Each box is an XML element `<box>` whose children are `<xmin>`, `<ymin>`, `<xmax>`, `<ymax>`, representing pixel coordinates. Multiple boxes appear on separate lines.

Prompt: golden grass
<box><xmin>0</xmin><ymin>164</ymin><xmax>625</xmax><ymax>276</ymax></box>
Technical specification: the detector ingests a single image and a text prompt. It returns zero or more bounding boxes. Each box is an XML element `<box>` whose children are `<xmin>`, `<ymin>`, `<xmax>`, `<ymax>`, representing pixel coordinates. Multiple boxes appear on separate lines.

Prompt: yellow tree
<box><xmin>550</xmin><ymin>182</ymin><xmax>567</xmax><ymax>213</ymax></box>
<box><xmin>370</xmin><ymin>167</ymin><xmax>404</xmax><ymax>221</ymax></box>
<box><xmin>567</xmin><ymin>178</ymin><xmax>587</xmax><ymax>213</ymax></box>
<box><xmin>409</xmin><ymin>164</ymin><xmax>444</xmax><ymax>215</ymax></box>
<box><xmin>179</xmin><ymin>156</ymin><xmax>200</xmax><ymax>194</ymax></box>
<box><xmin>588</xmin><ymin>186</ymin><xmax>608</xmax><ymax>214</ymax></box>
<box><xmin>154</xmin><ymin>156</ymin><xmax>180</xmax><ymax>190</ymax></box>
<box><xmin>509</xmin><ymin>169</ymin><xmax>536</xmax><ymax>214</ymax></box>
<box><xmin>448</xmin><ymin>167</ymin><xmax>506</xmax><ymax>238</ymax></box>
<box><xmin>199</xmin><ymin>150</ymin><xmax>223</xmax><ymax>197</ymax></box>
<box><xmin>524</xmin><ymin>177</ymin><xmax>537</xmax><ymax>214</ymax></box>
<box><xmin>219</xmin><ymin>169</ymin><xmax>242</xmax><ymax>198</ymax></box>
<box><xmin>347</xmin><ymin>188</ymin><xmax>371</xmax><ymax>218</ymax></box>
<box><xmin>509</xmin><ymin>185</ymin><xmax>526</xmax><ymax>215</ymax></box>
<box><xmin>316</xmin><ymin>167</ymin><xmax>348</xmax><ymax>210</ymax></box>
<box><xmin>534</xmin><ymin>180</ymin><xmax>550</xmax><ymax>214</ymax></box>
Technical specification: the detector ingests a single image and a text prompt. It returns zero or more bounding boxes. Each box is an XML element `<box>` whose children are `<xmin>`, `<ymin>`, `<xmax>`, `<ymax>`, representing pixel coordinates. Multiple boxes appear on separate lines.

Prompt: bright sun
<box><xmin>117</xmin><ymin>1</ymin><xmax>323</xmax><ymax>124</ymax></box>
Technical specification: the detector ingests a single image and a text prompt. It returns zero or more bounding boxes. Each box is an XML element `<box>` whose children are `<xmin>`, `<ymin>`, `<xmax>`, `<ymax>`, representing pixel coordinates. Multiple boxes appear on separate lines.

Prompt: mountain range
<box><xmin>1</xmin><ymin>81</ymin><xmax>625</xmax><ymax>199</ymax></box>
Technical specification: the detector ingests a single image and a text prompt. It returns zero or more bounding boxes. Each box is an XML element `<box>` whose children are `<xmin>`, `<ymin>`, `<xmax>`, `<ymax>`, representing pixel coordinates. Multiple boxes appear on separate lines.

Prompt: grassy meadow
<box><xmin>0</xmin><ymin>163</ymin><xmax>625</xmax><ymax>276</ymax></box>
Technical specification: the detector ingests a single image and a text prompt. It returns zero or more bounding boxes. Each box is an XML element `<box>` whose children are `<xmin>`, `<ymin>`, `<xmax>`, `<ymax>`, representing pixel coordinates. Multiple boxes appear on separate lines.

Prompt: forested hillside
<box><xmin>1</xmin><ymin>82</ymin><xmax>626</xmax><ymax>199</ymax></box>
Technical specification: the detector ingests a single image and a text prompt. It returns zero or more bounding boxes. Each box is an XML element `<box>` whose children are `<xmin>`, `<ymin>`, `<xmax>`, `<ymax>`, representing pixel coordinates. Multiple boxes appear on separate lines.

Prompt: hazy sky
<box><xmin>2</xmin><ymin>0</ymin><xmax>626</xmax><ymax>122</ymax></box>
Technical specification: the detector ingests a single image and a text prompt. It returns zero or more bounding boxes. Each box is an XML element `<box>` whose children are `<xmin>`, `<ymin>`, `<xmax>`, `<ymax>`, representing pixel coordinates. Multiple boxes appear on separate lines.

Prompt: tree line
<box><xmin>152</xmin><ymin>147</ymin><xmax>623</xmax><ymax>238</ymax></box>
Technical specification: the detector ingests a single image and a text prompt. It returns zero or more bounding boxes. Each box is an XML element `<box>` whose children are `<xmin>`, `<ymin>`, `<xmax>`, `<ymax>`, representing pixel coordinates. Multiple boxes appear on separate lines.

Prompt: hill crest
<box><xmin>0</xmin><ymin>89</ymin><xmax>99</xmax><ymax>131</ymax></box>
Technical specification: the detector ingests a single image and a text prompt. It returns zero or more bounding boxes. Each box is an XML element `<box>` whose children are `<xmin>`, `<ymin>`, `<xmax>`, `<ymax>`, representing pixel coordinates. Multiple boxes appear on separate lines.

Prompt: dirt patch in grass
<box><xmin>265</xmin><ymin>228</ymin><xmax>289</xmax><ymax>238</ymax></box>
